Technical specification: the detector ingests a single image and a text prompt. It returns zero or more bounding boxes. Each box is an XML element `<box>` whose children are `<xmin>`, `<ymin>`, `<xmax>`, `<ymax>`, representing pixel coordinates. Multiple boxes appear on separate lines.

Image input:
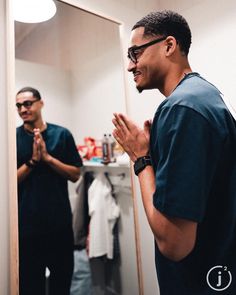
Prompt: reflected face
<box><xmin>16</xmin><ymin>91</ymin><xmax>43</xmax><ymax>124</ymax></box>
<box><xmin>127</xmin><ymin>27</ymin><xmax>166</xmax><ymax>93</ymax></box>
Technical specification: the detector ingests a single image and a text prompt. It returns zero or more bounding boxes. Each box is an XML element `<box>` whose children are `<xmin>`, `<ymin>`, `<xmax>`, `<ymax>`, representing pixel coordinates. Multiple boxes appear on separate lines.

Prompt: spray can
<box><xmin>102</xmin><ymin>134</ymin><xmax>110</xmax><ymax>164</ymax></box>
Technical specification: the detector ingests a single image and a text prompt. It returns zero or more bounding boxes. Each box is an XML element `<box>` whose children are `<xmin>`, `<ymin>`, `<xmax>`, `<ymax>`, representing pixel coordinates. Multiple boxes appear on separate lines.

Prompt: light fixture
<box><xmin>13</xmin><ymin>0</ymin><xmax>57</xmax><ymax>23</ymax></box>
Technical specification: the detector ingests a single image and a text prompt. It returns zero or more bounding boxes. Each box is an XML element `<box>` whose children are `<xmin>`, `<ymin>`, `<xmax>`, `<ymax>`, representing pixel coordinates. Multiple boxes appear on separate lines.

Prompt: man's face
<box><xmin>127</xmin><ymin>27</ymin><xmax>166</xmax><ymax>93</ymax></box>
<box><xmin>16</xmin><ymin>91</ymin><xmax>43</xmax><ymax>124</ymax></box>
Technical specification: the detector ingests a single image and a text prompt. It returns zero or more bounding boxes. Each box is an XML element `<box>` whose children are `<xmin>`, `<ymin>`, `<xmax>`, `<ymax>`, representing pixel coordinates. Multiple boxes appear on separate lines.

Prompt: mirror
<box><xmin>15</xmin><ymin>1</ymin><xmax>140</xmax><ymax>294</ymax></box>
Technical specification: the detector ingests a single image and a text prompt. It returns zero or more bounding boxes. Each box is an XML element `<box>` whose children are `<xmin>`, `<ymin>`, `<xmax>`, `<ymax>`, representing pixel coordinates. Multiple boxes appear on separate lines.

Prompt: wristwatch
<box><xmin>134</xmin><ymin>155</ymin><xmax>152</xmax><ymax>176</ymax></box>
<box><xmin>25</xmin><ymin>159</ymin><xmax>39</xmax><ymax>169</ymax></box>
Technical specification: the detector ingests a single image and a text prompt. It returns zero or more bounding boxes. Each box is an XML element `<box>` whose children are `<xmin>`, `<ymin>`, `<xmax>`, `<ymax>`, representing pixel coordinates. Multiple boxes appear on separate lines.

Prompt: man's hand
<box><xmin>33</xmin><ymin>129</ymin><xmax>51</xmax><ymax>162</ymax></box>
<box><xmin>32</xmin><ymin>129</ymin><xmax>41</xmax><ymax>162</ymax></box>
<box><xmin>112</xmin><ymin>113</ymin><xmax>151</xmax><ymax>162</ymax></box>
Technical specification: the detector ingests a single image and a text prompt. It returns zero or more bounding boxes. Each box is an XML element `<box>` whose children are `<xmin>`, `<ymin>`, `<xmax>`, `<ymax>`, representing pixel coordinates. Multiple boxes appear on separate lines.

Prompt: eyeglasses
<box><xmin>127</xmin><ymin>36</ymin><xmax>166</xmax><ymax>64</ymax></box>
<box><xmin>16</xmin><ymin>99</ymin><xmax>39</xmax><ymax>110</ymax></box>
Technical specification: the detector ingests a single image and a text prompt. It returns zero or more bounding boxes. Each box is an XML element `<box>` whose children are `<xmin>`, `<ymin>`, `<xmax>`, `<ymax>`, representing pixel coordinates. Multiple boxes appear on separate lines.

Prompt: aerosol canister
<box><xmin>102</xmin><ymin>134</ymin><xmax>110</xmax><ymax>164</ymax></box>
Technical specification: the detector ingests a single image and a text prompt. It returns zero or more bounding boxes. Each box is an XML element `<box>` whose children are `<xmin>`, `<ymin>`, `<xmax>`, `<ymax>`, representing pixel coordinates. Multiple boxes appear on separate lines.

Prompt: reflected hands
<box><xmin>33</xmin><ymin>129</ymin><xmax>52</xmax><ymax>162</ymax></box>
<box><xmin>32</xmin><ymin>129</ymin><xmax>41</xmax><ymax>162</ymax></box>
<box><xmin>112</xmin><ymin>113</ymin><xmax>151</xmax><ymax>162</ymax></box>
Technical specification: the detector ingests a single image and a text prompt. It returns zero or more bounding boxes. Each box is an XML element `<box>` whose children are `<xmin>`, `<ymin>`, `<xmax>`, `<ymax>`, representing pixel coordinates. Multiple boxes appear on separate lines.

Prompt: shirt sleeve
<box><xmin>152</xmin><ymin>104</ymin><xmax>221</xmax><ymax>223</ymax></box>
<box><xmin>64</xmin><ymin>129</ymin><xmax>83</xmax><ymax>167</ymax></box>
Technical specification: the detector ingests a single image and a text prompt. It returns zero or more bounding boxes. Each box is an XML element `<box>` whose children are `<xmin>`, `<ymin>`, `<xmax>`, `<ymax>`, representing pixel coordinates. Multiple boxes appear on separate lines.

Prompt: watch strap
<box><xmin>134</xmin><ymin>155</ymin><xmax>152</xmax><ymax>176</ymax></box>
<box><xmin>25</xmin><ymin>159</ymin><xmax>39</xmax><ymax>169</ymax></box>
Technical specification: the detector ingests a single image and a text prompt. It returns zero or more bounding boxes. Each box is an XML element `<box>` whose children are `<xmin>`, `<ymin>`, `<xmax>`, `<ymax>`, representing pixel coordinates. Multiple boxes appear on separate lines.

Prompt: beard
<box><xmin>23</xmin><ymin>120</ymin><xmax>32</xmax><ymax>124</ymax></box>
<box><xmin>21</xmin><ymin>117</ymin><xmax>33</xmax><ymax>124</ymax></box>
<box><xmin>136</xmin><ymin>78</ymin><xmax>157</xmax><ymax>93</ymax></box>
<box><xmin>136</xmin><ymin>85</ymin><xmax>144</xmax><ymax>93</ymax></box>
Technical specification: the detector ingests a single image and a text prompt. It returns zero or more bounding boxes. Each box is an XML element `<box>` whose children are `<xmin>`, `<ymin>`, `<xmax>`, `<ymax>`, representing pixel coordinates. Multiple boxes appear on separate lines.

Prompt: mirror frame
<box><xmin>8</xmin><ymin>0</ymin><xmax>144</xmax><ymax>294</ymax></box>
<box><xmin>7</xmin><ymin>0</ymin><xmax>19</xmax><ymax>294</ymax></box>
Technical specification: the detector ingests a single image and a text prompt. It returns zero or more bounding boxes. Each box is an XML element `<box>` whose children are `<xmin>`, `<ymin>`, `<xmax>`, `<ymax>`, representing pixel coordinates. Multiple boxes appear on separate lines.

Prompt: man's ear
<box><xmin>39</xmin><ymin>100</ymin><xmax>44</xmax><ymax>108</ymax></box>
<box><xmin>165</xmin><ymin>36</ymin><xmax>177</xmax><ymax>56</ymax></box>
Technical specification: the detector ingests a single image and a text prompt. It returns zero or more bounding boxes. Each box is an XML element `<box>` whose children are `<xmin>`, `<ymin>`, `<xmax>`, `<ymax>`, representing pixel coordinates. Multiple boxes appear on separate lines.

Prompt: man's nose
<box><xmin>127</xmin><ymin>59</ymin><xmax>136</xmax><ymax>72</ymax></box>
<box><xmin>19</xmin><ymin>105</ymin><xmax>28</xmax><ymax>113</ymax></box>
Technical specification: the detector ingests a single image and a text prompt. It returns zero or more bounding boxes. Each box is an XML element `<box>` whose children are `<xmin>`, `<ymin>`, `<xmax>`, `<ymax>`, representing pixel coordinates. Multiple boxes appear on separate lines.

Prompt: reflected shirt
<box><xmin>17</xmin><ymin>122</ymin><xmax>83</xmax><ymax>236</ymax></box>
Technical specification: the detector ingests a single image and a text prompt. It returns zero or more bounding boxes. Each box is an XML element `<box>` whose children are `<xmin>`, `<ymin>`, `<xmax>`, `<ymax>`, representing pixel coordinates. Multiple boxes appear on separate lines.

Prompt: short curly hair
<box><xmin>132</xmin><ymin>10</ymin><xmax>192</xmax><ymax>56</ymax></box>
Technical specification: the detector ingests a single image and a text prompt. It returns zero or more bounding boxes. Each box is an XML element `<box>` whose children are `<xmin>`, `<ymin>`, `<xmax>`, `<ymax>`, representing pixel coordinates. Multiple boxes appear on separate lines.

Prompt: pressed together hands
<box><xmin>32</xmin><ymin>128</ymin><xmax>52</xmax><ymax>163</ymax></box>
<box><xmin>32</xmin><ymin>114</ymin><xmax>151</xmax><ymax>165</ymax></box>
<box><xmin>18</xmin><ymin>128</ymin><xmax>53</xmax><ymax>183</ymax></box>
<box><xmin>19</xmin><ymin>128</ymin><xmax>80</xmax><ymax>183</ymax></box>
<box><xmin>112</xmin><ymin>113</ymin><xmax>152</xmax><ymax>162</ymax></box>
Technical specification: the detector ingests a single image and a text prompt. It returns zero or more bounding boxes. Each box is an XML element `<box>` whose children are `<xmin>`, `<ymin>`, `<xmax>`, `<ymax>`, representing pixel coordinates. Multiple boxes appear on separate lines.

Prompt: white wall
<box><xmin>182</xmin><ymin>0</ymin><xmax>236</xmax><ymax>107</ymax></box>
<box><xmin>69</xmin><ymin>10</ymin><xmax>126</xmax><ymax>143</ymax></box>
<box><xmin>15</xmin><ymin>59</ymin><xmax>73</xmax><ymax>130</ymax></box>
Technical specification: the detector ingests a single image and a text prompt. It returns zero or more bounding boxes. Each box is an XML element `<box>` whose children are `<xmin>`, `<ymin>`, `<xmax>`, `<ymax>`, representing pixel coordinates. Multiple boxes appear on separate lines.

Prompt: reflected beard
<box><xmin>23</xmin><ymin>119</ymin><xmax>33</xmax><ymax>124</ymax></box>
<box><xmin>136</xmin><ymin>85</ymin><xmax>143</xmax><ymax>93</ymax></box>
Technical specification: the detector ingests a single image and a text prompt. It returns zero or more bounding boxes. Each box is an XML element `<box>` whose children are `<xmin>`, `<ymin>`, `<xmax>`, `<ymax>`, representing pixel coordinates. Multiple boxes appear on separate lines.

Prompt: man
<box><xmin>16</xmin><ymin>87</ymin><xmax>83</xmax><ymax>295</ymax></box>
<box><xmin>112</xmin><ymin>11</ymin><xmax>236</xmax><ymax>294</ymax></box>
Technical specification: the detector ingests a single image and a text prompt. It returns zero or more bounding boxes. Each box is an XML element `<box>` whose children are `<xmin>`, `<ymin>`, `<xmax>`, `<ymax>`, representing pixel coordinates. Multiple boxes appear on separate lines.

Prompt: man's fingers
<box><xmin>144</xmin><ymin>119</ymin><xmax>152</xmax><ymax>134</ymax></box>
<box><xmin>113</xmin><ymin>130</ymin><xmax>136</xmax><ymax>162</ymax></box>
<box><xmin>112</xmin><ymin>117</ymin><xmax>127</xmax><ymax>138</ymax></box>
<box><xmin>117</xmin><ymin>113</ymin><xmax>138</xmax><ymax>131</ymax></box>
<box><xmin>113</xmin><ymin>113</ymin><xmax>130</xmax><ymax>134</ymax></box>
<box><xmin>112</xmin><ymin>130</ymin><xmax>123</xmax><ymax>146</ymax></box>
<box><xmin>113</xmin><ymin>129</ymin><xmax>126</xmax><ymax>143</ymax></box>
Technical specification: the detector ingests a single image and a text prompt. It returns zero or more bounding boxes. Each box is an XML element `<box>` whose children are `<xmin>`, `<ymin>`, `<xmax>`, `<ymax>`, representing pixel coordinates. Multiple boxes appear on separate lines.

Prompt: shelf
<box><xmin>82</xmin><ymin>161</ymin><xmax>132</xmax><ymax>188</ymax></box>
<box><xmin>82</xmin><ymin>161</ymin><xmax>130</xmax><ymax>168</ymax></box>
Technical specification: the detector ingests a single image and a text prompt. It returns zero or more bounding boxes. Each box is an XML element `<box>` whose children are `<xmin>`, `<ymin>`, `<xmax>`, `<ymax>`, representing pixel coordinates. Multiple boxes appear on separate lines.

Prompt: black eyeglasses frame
<box><xmin>16</xmin><ymin>98</ymin><xmax>40</xmax><ymax>110</ymax></box>
<box><xmin>127</xmin><ymin>36</ymin><xmax>167</xmax><ymax>64</ymax></box>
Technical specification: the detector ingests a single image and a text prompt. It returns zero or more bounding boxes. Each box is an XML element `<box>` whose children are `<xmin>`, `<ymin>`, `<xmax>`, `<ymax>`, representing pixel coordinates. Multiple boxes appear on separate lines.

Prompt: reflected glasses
<box><xmin>127</xmin><ymin>36</ymin><xmax>166</xmax><ymax>64</ymax></box>
<box><xmin>16</xmin><ymin>99</ymin><xmax>40</xmax><ymax>110</ymax></box>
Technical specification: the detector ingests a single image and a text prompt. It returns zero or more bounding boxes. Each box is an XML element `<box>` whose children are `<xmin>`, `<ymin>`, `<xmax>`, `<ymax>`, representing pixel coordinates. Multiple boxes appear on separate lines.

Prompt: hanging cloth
<box><xmin>88</xmin><ymin>172</ymin><xmax>120</xmax><ymax>259</ymax></box>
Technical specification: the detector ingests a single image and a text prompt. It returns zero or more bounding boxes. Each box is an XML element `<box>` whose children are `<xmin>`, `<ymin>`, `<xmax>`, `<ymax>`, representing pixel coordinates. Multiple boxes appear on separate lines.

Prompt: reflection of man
<box><xmin>16</xmin><ymin>87</ymin><xmax>83</xmax><ymax>295</ymax></box>
<box><xmin>112</xmin><ymin>11</ymin><xmax>236</xmax><ymax>294</ymax></box>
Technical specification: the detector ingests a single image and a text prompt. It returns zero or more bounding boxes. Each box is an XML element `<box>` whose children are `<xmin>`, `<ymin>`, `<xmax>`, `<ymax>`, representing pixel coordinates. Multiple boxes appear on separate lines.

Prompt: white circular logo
<box><xmin>206</xmin><ymin>265</ymin><xmax>232</xmax><ymax>291</ymax></box>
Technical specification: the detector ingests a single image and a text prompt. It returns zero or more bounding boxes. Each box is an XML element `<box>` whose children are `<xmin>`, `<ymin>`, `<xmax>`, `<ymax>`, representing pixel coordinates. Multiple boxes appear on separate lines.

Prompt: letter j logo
<box><xmin>206</xmin><ymin>265</ymin><xmax>232</xmax><ymax>291</ymax></box>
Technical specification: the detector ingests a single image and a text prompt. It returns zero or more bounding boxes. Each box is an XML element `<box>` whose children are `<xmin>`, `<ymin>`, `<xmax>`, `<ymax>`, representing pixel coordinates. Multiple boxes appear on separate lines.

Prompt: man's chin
<box><xmin>136</xmin><ymin>82</ymin><xmax>155</xmax><ymax>93</ymax></box>
<box><xmin>23</xmin><ymin>119</ymin><xmax>32</xmax><ymax>124</ymax></box>
<box><xmin>136</xmin><ymin>80</ymin><xmax>149</xmax><ymax>93</ymax></box>
<box><xmin>136</xmin><ymin>85</ymin><xmax>144</xmax><ymax>93</ymax></box>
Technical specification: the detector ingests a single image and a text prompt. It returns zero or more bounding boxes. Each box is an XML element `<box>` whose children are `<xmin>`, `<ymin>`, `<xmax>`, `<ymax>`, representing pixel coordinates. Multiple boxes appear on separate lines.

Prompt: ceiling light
<box><xmin>13</xmin><ymin>0</ymin><xmax>57</xmax><ymax>23</ymax></box>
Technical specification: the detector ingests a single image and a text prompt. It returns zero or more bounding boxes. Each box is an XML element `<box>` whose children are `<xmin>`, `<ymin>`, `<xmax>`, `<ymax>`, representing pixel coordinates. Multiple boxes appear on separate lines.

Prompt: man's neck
<box><xmin>161</xmin><ymin>65</ymin><xmax>192</xmax><ymax>97</ymax></box>
<box><xmin>24</xmin><ymin>120</ymin><xmax>47</xmax><ymax>133</ymax></box>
